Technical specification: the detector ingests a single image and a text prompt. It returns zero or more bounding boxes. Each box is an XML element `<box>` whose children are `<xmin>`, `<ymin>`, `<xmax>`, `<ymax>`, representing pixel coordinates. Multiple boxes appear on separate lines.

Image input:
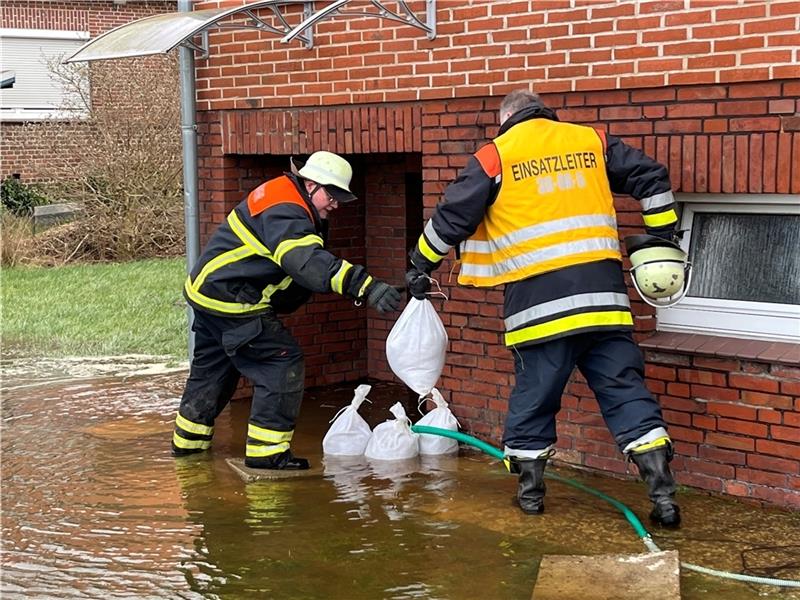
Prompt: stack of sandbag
<box><xmin>322</xmin><ymin>383</ymin><xmax>373</xmax><ymax>456</ymax></box>
<box><xmin>364</xmin><ymin>402</ymin><xmax>419</xmax><ymax>460</ymax></box>
<box><xmin>416</xmin><ymin>388</ymin><xmax>459</xmax><ymax>455</ymax></box>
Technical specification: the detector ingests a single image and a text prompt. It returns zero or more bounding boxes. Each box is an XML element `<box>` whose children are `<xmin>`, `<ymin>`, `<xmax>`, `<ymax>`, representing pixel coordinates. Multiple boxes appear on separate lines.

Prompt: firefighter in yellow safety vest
<box><xmin>173</xmin><ymin>152</ymin><xmax>401</xmax><ymax>470</ymax></box>
<box><xmin>406</xmin><ymin>90</ymin><xmax>681</xmax><ymax>527</ymax></box>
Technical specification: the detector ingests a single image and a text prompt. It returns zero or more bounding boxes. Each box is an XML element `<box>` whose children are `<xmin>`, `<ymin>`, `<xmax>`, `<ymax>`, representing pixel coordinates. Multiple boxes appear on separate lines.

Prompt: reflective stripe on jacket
<box><xmin>502</xmin><ymin>259</ymin><xmax>632</xmax><ymax>346</ymax></box>
<box><xmin>185</xmin><ymin>174</ymin><xmax>372</xmax><ymax>317</ymax></box>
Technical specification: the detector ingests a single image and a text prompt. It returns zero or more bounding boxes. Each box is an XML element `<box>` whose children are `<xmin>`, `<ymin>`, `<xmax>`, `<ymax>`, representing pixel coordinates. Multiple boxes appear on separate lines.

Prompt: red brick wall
<box><xmin>0</xmin><ymin>1</ymin><xmax>176</xmax><ymax>183</ymax></box>
<box><xmin>364</xmin><ymin>154</ymin><xmax>421</xmax><ymax>382</ymax></box>
<box><xmin>199</xmin><ymin>110</ymin><xmax>420</xmax><ymax>387</ymax></box>
<box><xmin>199</xmin><ymin>80</ymin><xmax>799</xmax><ymax>507</ymax></box>
<box><xmin>1</xmin><ymin>0</ymin><xmax>175</xmax><ymax>36</ymax></box>
<box><xmin>0</xmin><ymin>125</ymin><xmax>92</xmax><ymax>184</ymax></box>
<box><xmin>637</xmin><ymin>355</ymin><xmax>800</xmax><ymax>507</ymax></box>
<box><xmin>193</xmin><ymin>0</ymin><xmax>799</xmax><ymax>109</ymax></box>
<box><xmin>557</xmin><ymin>352</ymin><xmax>800</xmax><ymax>508</ymax></box>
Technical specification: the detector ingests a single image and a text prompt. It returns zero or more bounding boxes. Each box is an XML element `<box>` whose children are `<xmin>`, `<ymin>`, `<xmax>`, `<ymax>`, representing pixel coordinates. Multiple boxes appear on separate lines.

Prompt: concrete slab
<box><xmin>226</xmin><ymin>458</ymin><xmax>325</xmax><ymax>482</ymax></box>
<box><xmin>532</xmin><ymin>550</ymin><xmax>681</xmax><ymax>600</ymax></box>
<box><xmin>33</xmin><ymin>202</ymin><xmax>83</xmax><ymax>230</ymax></box>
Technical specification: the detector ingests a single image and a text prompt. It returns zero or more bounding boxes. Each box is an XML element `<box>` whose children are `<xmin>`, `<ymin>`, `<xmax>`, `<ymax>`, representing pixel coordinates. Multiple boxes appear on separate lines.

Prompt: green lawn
<box><xmin>2</xmin><ymin>258</ymin><xmax>189</xmax><ymax>359</ymax></box>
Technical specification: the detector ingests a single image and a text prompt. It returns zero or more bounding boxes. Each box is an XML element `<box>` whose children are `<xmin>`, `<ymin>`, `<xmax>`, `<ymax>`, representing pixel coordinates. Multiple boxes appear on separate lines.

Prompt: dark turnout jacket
<box><xmin>410</xmin><ymin>103</ymin><xmax>677</xmax><ymax>347</ymax></box>
<box><xmin>185</xmin><ymin>173</ymin><xmax>374</xmax><ymax>317</ymax></box>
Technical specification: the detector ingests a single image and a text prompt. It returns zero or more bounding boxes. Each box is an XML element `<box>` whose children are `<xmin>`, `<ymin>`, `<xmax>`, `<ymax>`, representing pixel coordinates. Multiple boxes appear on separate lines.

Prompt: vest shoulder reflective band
<box><xmin>248</xmin><ymin>175</ymin><xmax>314</xmax><ymax>221</ymax></box>
<box><xmin>458</xmin><ymin>120</ymin><xmax>622</xmax><ymax>287</ymax></box>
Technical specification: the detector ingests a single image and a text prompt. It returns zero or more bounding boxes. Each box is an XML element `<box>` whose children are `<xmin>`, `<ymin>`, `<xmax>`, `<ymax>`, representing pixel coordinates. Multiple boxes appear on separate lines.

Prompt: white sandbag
<box><xmin>385</xmin><ymin>298</ymin><xmax>448</xmax><ymax>396</ymax></box>
<box><xmin>364</xmin><ymin>402</ymin><xmax>419</xmax><ymax>460</ymax></box>
<box><xmin>417</xmin><ymin>388</ymin><xmax>460</xmax><ymax>455</ymax></box>
<box><xmin>322</xmin><ymin>384</ymin><xmax>372</xmax><ymax>456</ymax></box>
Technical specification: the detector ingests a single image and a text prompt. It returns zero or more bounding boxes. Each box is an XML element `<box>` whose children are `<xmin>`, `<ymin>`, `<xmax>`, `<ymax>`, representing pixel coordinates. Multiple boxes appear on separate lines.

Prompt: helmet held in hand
<box><xmin>625</xmin><ymin>234</ymin><xmax>692</xmax><ymax>308</ymax></box>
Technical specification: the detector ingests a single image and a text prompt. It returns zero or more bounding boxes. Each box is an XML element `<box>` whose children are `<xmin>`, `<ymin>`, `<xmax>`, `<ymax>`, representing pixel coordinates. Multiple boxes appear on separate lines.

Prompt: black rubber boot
<box><xmin>245</xmin><ymin>449</ymin><xmax>310</xmax><ymax>470</ymax></box>
<box><xmin>631</xmin><ymin>447</ymin><xmax>681</xmax><ymax>528</ymax></box>
<box><xmin>513</xmin><ymin>458</ymin><xmax>548</xmax><ymax>515</ymax></box>
<box><xmin>171</xmin><ymin>444</ymin><xmax>207</xmax><ymax>457</ymax></box>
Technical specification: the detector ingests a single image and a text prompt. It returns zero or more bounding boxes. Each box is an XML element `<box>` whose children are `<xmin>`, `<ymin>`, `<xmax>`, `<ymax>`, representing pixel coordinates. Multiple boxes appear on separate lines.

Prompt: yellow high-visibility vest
<box><xmin>458</xmin><ymin>119</ymin><xmax>622</xmax><ymax>287</ymax></box>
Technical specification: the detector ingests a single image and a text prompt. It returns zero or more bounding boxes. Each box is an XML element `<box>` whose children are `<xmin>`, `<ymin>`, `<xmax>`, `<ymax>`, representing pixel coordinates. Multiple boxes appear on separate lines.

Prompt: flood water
<box><xmin>2</xmin><ymin>359</ymin><xmax>799</xmax><ymax>599</ymax></box>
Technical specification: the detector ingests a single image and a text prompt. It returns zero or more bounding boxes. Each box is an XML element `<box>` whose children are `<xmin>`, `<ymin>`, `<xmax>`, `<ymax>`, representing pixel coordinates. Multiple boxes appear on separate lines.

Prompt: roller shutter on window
<box><xmin>0</xmin><ymin>33</ymin><xmax>86</xmax><ymax>111</ymax></box>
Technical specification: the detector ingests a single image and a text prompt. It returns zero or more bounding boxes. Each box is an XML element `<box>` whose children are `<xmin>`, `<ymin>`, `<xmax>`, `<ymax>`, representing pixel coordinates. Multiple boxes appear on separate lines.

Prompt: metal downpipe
<box><xmin>178</xmin><ymin>0</ymin><xmax>199</xmax><ymax>357</ymax></box>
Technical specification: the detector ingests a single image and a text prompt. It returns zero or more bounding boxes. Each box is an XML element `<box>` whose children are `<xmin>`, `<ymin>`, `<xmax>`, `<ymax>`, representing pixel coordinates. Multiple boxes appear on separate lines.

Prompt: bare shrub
<box><xmin>24</xmin><ymin>54</ymin><xmax>184</xmax><ymax>263</ymax></box>
<box><xmin>0</xmin><ymin>211</ymin><xmax>35</xmax><ymax>267</ymax></box>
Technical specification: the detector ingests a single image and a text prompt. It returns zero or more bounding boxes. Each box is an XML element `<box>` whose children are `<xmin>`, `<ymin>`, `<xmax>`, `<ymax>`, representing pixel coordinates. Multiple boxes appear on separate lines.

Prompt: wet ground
<box><xmin>2</xmin><ymin>358</ymin><xmax>799</xmax><ymax>599</ymax></box>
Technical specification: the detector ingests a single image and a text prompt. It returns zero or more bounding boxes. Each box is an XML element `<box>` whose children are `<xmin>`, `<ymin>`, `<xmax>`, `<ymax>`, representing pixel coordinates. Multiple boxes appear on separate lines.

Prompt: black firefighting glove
<box><xmin>365</xmin><ymin>280</ymin><xmax>402</xmax><ymax>313</ymax></box>
<box><xmin>405</xmin><ymin>268</ymin><xmax>431</xmax><ymax>300</ymax></box>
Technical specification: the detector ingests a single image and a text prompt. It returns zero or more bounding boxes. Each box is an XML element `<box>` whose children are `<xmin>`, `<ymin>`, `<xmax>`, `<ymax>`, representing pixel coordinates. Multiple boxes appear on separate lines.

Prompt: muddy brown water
<box><xmin>1</xmin><ymin>363</ymin><xmax>799</xmax><ymax>599</ymax></box>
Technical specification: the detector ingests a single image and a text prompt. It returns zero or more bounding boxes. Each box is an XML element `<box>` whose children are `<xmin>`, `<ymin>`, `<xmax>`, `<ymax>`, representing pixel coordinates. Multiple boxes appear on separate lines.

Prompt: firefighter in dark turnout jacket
<box><xmin>406</xmin><ymin>90</ymin><xmax>681</xmax><ymax>526</ymax></box>
<box><xmin>174</xmin><ymin>151</ymin><xmax>401</xmax><ymax>470</ymax></box>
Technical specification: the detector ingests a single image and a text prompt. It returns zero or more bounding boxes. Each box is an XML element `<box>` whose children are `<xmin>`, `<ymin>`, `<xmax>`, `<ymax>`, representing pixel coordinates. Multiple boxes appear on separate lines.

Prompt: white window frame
<box><xmin>657</xmin><ymin>194</ymin><xmax>800</xmax><ymax>343</ymax></box>
<box><xmin>0</xmin><ymin>28</ymin><xmax>90</xmax><ymax>122</ymax></box>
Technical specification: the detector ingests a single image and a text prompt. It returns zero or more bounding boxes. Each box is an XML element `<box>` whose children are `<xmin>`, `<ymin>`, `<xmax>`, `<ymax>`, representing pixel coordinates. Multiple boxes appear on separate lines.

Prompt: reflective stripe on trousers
<box><xmin>173</xmin><ymin>413</ymin><xmax>214</xmax><ymax>450</ymax></box>
<box><xmin>246</xmin><ymin>423</ymin><xmax>294</xmax><ymax>458</ymax></box>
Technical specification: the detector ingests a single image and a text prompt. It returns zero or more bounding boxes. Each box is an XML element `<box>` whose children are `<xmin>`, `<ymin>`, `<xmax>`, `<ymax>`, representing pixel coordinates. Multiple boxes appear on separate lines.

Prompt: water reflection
<box><xmin>1</xmin><ymin>362</ymin><xmax>798</xmax><ymax>600</ymax></box>
<box><xmin>324</xmin><ymin>455</ymin><xmax>374</xmax><ymax>528</ymax></box>
<box><xmin>2</xmin><ymin>371</ymin><xmax>202</xmax><ymax>599</ymax></box>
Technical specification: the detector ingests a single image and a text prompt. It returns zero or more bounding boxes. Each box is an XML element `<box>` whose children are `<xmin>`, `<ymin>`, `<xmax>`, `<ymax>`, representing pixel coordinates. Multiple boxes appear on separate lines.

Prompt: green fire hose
<box><xmin>410</xmin><ymin>424</ymin><xmax>800</xmax><ymax>589</ymax></box>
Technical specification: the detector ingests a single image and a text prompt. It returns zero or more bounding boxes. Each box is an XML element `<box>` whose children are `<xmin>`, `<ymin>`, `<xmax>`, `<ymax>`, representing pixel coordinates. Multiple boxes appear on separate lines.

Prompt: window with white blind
<box><xmin>657</xmin><ymin>194</ymin><xmax>800</xmax><ymax>342</ymax></box>
<box><xmin>0</xmin><ymin>28</ymin><xmax>89</xmax><ymax>121</ymax></box>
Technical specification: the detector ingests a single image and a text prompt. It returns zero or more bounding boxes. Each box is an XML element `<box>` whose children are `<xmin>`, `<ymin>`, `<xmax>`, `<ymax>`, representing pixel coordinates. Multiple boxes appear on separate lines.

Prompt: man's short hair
<box><xmin>500</xmin><ymin>89</ymin><xmax>541</xmax><ymax>119</ymax></box>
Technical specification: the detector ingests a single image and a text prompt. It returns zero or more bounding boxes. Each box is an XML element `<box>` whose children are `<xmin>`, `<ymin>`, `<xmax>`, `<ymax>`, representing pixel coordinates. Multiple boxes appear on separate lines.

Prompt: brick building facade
<box><xmin>187</xmin><ymin>0</ymin><xmax>799</xmax><ymax>509</ymax></box>
<box><xmin>0</xmin><ymin>0</ymin><xmax>176</xmax><ymax>182</ymax></box>
<box><xmin>6</xmin><ymin>1</ymin><xmax>797</xmax><ymax>509</ymax></box>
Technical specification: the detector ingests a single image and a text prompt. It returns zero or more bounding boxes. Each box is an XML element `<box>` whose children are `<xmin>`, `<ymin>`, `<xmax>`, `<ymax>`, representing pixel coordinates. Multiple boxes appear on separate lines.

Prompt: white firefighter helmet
<box><xmin>625</xmin><ymin>234</ymin><xmax>692</xmax><ymax>308</ymax></box>
<box><xmin>290</xmin><ymin>151</ymin><xmax>356</xmax><ymax>202</ymax></box>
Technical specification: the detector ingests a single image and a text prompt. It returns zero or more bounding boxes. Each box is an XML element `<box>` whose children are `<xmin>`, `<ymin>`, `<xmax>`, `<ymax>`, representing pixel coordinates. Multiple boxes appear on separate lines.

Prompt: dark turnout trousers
<box><xmin>173</xmin><ymin>309</ymin><xmax>305</xmax><ymax>460</ymax></box>
<box><xmin>503</xmin><ymin>330</ymin><xmax>666</xmax><ymax>454</ymax></box>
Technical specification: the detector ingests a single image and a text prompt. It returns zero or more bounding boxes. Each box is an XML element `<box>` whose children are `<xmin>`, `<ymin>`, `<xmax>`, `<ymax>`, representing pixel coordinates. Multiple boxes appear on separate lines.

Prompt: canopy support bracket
<box><xmin>282</xmin><ymin>0</ymin><xmax>436</xmax><ymax>45</ymax></box>
<box><xmin>212</xmin><ymin>2</ymin><xmax>314</xmax><ymax>49</ymax></box>
<box><xmin>241</xmin><ymin>4</ymin><xmax>314</xmax><ymax>49</ymax></box>
<box><xmin>180</xmin><ymin>30</ymin><xmax>209</xmax><ymax>59</ymax></box>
